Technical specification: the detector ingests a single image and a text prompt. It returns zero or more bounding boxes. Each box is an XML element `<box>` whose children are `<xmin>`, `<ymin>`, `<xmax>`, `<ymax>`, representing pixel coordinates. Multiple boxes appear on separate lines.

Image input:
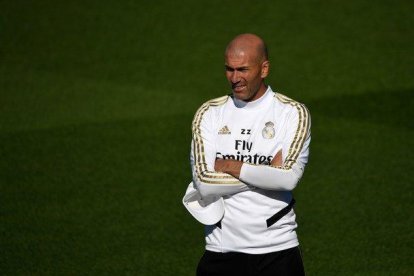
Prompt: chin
<box><xmin>233</xmin><ymin>95</ymin><xmax>245</xmax><ymax>101</ymax></box>
<box><xmin>233</xmin><ymin>92</ymin><xmax>248</xmax><ymax>101</ymax></box>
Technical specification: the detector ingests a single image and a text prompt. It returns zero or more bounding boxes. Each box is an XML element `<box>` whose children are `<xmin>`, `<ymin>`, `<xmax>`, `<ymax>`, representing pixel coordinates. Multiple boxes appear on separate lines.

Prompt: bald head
<box><xmin>225</xmin><ymin>33</ymin><xmax>268</xmax><ymax>63</ymax></box>
<box><xmin>224</xmin><ymin>34</ymin><xmax>270</xmax><ymax>102</ymax></box>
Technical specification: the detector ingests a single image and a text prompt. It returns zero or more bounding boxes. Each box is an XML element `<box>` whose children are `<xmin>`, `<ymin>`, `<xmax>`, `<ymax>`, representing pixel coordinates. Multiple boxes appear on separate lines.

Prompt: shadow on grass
<box><xmin>307</xmin><ymin>89</ymin><xmax>414</xmax><ymax>129</ymax></box>
<box><xmin>296</xmin><ymin>90</ymin><xmax>414</xmax><ymax>274</ymax></box>
<box><xmin>0</xmin><ymin>113</ymin><xmax>198</xmax><ymax>275</ymax></box>
<box><xmin>1</xmin><ymin>91</ymin><xmax>413</xmax><ymax>274</ymax></box>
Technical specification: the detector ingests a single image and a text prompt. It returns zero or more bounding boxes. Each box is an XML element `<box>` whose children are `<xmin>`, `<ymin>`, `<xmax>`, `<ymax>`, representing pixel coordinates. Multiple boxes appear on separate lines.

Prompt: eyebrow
<box><xmin>225</xmin><ymin>65</ymin><xmax>249</xmax><ymax>71</ymax></box>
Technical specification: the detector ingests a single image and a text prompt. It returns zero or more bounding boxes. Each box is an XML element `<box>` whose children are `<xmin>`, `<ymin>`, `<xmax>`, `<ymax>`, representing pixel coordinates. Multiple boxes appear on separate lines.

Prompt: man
<box><xmin>186</xmin><ymin>33</ymin><xmax>311</xmax><ymax>275</ymax></box>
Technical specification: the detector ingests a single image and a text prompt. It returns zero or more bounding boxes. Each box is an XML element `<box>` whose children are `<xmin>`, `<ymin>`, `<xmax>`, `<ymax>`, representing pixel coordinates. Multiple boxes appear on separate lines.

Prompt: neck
<box><xmin>247</xmin><ymin>83</ymin><xmax>267</xmax><ymax>102</ymax></box>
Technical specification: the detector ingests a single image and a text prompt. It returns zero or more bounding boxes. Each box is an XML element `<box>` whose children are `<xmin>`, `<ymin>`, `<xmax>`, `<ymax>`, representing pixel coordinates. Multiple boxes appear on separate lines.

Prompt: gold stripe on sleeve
<box><xmin>192</xmin><ymin>96</ymin><xmax>240</xmax><ymax>185</ymax></box>
<box><xmin>275</xmin><ymin>93</ymin><xmax>310</xmax><ymax>170</ymax></box>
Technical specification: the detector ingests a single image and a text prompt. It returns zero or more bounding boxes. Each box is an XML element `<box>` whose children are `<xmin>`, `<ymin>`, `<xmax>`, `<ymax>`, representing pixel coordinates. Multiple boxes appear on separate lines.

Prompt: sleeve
<box><xmin>191</xmin><ymin>99</ymin><xmax>252</xmax><ymax>198</ymax></box>
<box><xmin>239</xmin><ymin>103</ymin><xmax>311</xmax><ymax>191</ymax></box>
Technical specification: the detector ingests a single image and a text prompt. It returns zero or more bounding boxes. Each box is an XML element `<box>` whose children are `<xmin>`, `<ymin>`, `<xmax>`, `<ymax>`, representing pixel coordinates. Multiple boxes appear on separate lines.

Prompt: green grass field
<box><xmin>1</xmin><ymin>1</ymin><xmax>413</xmax><ymax>275</ymax></box>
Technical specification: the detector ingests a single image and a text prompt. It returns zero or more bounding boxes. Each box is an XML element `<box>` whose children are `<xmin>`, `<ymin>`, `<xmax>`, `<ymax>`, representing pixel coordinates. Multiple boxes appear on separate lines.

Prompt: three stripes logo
<box><xmin>218</xmin><ymin>125</ymin><xmax>231</xmax><ymax>135</ymax></box>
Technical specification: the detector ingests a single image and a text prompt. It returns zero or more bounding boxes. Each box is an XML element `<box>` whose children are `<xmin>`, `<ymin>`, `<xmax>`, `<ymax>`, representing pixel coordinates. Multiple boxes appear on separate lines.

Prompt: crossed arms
<box><xmin>191</xmin><ymin>101</ymin><xmax>310</xmax><ymax>198</ymax></box>
<box><xmin>214</xmin><ymin>149</ymin><xmax>283</xmax><ymax>178</ymax></box>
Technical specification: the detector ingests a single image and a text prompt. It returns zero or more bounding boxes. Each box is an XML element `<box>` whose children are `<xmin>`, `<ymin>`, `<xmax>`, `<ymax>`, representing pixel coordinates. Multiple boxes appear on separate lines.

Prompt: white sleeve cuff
<box><xmin>239</xmin><ymin>163</ymin><xmax>304</xmax><ymax>191</ymax></box>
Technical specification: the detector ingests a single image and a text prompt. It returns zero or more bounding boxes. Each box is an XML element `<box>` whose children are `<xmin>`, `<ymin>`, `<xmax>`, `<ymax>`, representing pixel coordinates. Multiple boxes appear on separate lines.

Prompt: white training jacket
<box><xmin>190</xmin><ymin>86</ymin><xmax>311</xmax><ymax>254</ymax></box>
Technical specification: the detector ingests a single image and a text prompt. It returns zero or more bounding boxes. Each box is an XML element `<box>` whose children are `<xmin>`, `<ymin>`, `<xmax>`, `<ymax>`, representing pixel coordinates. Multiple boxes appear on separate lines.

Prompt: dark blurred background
<box><xmin>1</xmin><ymin>1</ymin><xmax>413</xmax><ymax>274</ymax></box>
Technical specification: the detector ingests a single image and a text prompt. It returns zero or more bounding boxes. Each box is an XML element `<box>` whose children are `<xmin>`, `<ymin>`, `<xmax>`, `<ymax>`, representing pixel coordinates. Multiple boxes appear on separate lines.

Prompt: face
<box><xmin>225</xmin><ymin>50</ymin><xmax>269</xmax><ymax>102</ymax></box>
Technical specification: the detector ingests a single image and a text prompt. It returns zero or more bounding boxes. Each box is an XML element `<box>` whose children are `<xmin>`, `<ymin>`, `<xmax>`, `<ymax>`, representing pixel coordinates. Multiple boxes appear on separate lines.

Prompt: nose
<box><xmin>230</xmin><ymin>71</ymin><xmax>240</xmax><ymax>83</ymax></box>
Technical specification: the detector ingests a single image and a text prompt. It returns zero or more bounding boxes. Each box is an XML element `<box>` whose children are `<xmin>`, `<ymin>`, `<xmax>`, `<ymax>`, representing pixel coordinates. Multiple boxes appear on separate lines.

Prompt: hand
<box><xmin>215</xmin><ymin>159</ymin><xmax>243</xmax><ymax>178</ymax></box>
<box><xmin>271</xmin><ymin>150</ymin><xmax>283</xmax><ymax>167</ymax></box>
<box><xmin>214</xmin><ymin>150</ymin><xmax>283</xmax><ymax>178</ymax></box>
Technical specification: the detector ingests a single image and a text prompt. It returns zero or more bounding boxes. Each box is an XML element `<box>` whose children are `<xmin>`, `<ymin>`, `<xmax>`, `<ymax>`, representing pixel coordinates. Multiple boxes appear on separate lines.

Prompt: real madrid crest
<box><xmin>262</xmin><ymin>121</ymin><xmax>275</xmax><ymax>139</ymax></box>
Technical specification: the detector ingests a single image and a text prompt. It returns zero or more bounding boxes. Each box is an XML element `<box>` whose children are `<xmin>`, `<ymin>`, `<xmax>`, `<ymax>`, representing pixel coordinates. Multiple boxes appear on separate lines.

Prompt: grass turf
<box><xmin>1</xmin><ymin>0</ymin><xmax>413</xmax><ymax>275</ymax></box>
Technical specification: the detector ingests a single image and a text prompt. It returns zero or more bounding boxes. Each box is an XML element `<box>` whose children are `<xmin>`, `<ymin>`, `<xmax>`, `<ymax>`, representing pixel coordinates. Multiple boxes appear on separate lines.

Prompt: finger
<box><xmin>215</xmin><ymin>159</ymin><xmax>224</xmax><ymax>171</ymax></box>
<box><xmin>271</xmin><ymin>150</ymin><xmax>283</xmax><ymax>166</ymax></box>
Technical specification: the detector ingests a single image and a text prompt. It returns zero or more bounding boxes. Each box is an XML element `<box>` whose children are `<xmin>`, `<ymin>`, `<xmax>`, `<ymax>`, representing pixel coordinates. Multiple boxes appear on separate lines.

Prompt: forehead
<box><xmin>225</xmin><ymin>50</ymin><xmax>256</xmax><ymax>67</ymax></box>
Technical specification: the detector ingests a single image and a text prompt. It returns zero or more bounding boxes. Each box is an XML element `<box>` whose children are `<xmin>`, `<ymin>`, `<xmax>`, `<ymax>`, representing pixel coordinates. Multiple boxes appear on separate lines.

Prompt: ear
<box><xmin>261</xmin><ymin>61</ymin><xmax>270</xmax><ymax>78</ymax></box>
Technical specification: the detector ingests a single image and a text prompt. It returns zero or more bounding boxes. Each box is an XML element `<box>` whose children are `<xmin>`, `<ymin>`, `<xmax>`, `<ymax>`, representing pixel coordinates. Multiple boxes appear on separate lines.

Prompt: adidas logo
<box><xmin>218</xmin><ymin>125</ymin><xmax>231</xmax><ymax>135</ymax></box>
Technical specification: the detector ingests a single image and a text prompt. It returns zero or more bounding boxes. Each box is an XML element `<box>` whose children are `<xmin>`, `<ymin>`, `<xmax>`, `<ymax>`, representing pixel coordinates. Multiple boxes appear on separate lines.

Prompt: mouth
<box><xmin>232</xmin><ymin>84</ymin><xmax>246</xmax><ymax>93</ymax></box>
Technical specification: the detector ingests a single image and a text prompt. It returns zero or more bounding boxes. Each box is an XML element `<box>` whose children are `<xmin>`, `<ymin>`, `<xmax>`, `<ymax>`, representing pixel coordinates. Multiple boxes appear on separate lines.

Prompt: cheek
<box><xmin>225</xmin><ymin>72</ymin><xmax>232</xmax><ymax>81</ymax></box>
<box><xmin>253</xmin><ymin>71</ymin><xmax>263</xmax><ymax>83</ymax></box>
<box><xmin>246</xmin><ymin>74</ymin><xmax>259</xmax><ymax>85</ymax></box>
